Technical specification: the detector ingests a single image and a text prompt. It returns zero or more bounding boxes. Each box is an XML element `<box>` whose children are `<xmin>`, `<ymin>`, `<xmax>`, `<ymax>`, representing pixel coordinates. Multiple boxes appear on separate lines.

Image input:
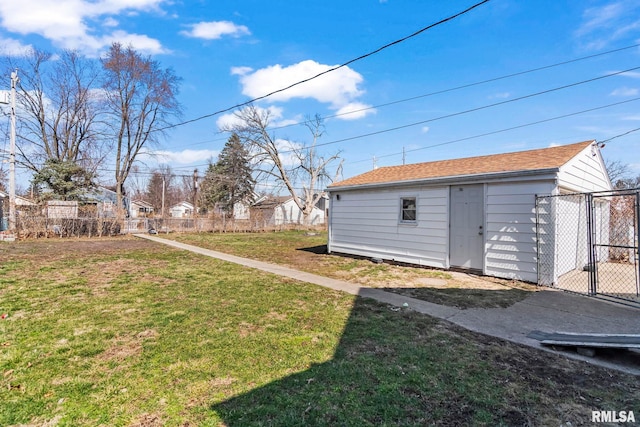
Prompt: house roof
<box><xmin>252</xmin><ymin>196</ymin><xmax>292</xmax><ymax>210</ymax></box>
<box><xmin>171</xmin><ymin>201</ymin><xmax>194</xmax><ymax>209</ymax></box>
<box><xmin>329</xmin><ymin>140</ymin><xmax>595</xmax><ymax>188</ymax></box>
<box><xmin>132</xmin><ymin>199</ymin><xmax>154</xmax><ymax>208</ymax></box>
<box><xmin>0</xmin><ymin>191</ymin><xmax>37</xmax><ymax>206</ymax></box>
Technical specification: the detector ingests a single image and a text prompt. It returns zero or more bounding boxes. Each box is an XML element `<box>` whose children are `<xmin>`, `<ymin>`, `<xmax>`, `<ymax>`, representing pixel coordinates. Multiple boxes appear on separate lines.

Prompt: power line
<box><xmin>168</xmin><ymin>41</ymin><xmax>640</xmax><ymax>151</ymax></box>
<box><xmin>271</xmin><ymin>65</ymin><xmax>640</xmax><ymax>154</ymax></box>
<box><xmin>154</xmin><ymin>0</ymin><xmax>492</xmax><ymax>133</ymax></box>
<box><xmin>10</xmin><ymin>67</ymin><xmax>639</xmax><ymax>177</ymax></box>
<box><xmin>267</xmin><ymin>42</ymin><xmax>640</xmax><ymax>130</ymax></box>
<box><xmin>598</xmin><ymin>127</ymin><xmax>640</xmax><ymax>144</ymax></box>
<box><xmin>347</xmin><ymin>97</ymin><xmax>640</xmax><ymax>165</ymax></box>
<box><xmin>144</xmin><ymin>66</ymin><xmax>640</xmax><ymax>171</ymax></box>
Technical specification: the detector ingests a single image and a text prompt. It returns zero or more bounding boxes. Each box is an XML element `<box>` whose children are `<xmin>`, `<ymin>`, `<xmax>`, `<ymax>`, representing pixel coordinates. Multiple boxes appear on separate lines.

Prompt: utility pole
<box><xmin>192</xmin><ymin>169</ymin><xmax>198</xmax><ymax>217</ymax></box>
<box><xmin>161</xmin><ymin>177</ymin><xmax>165</xmax><ymax>219</ymax></box>
<box><xmin>8</xmin><ymin>70</ymin><xmax>18</xmax><ymax>232</ymax></box>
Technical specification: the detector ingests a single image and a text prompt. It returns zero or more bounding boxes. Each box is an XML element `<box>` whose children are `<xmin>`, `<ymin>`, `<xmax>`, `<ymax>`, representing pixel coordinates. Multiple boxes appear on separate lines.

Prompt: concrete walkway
<box><xmin>135</xmin><ymin>234</ymin><xmax>640</xmax><ymax>375</ymax></box>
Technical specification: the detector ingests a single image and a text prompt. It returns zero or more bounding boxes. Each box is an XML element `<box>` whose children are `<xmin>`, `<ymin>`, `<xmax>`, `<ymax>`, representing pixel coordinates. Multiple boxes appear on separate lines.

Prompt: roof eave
<box><xmin>327</xmin><ymin>168</ymin><xmax>560</xmax><ymax>191</ymax></box>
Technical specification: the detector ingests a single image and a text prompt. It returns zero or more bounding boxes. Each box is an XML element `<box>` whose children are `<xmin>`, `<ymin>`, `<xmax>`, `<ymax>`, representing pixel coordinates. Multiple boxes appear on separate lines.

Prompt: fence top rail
<box><xmin>536</xmin><ymin>187</ymin><xmax>640</xmax><ymax>200</ymax></box>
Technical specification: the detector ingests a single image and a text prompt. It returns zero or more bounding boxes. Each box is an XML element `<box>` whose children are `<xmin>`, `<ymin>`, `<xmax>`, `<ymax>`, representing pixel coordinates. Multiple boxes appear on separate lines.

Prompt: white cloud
<box><xmin>180</xmin><ymin>21</ymin><xmax>250</xmax><ymax>40</ymax></box>
<box><xmin>617</xmin><ymin>71</ymin><xmax>640</xmax><ymax>79</ymax></box>
<box><xmin>0</xmin><ymin>37</ymin><xmax>33</xmax><ymax>56</ymax></box>
<box><xmin>216</xmin><ymin>105</ymin><xmax>287</xmax><ymax>131</ymax></box>
<box><xmin>231</xmin><ymin>66</ymin><xmax>253</xmax><ymax>75</ymax></box>
<box><xmin>145</xmin><ymin>149</ymin><xmax>220</xmax><ymax>164</ymax></box>
<box><xmin>333</xmin><ymin>102</ymin><xmax>376</xmax><ymax>120</ymax></box>
<box><xmin>622</xmin><ymin>114</ymin><xmax>640</xmax><ymax>121</ymax></box>
<box><xmin>575</xmin><ymin>1</ymin><xmax>640</xmax><ymax>49</ymax></box>
<box><xmin>103</xmin><ymin>17</ymin><xmax>119</xmax><ymax>27</ymax></box>
<box><xmin>273</xmin><ymin>138</ymin><xmax>304</xmax><ymax>167</ymax></box>
<box><xmin>610</xmin><ymin>87</ymin><xmax>639</xmax><ymax>96</ymax></box>
<box><xmin>232</xmin><ymin>60</ymin><xmax>373</xmax><ymax>120</ymax></box>
<box><xmin>421</xmin><ymin>126</ymin><xmax>430</xmax><ymax>134</ymax></box>
<box><xmin>0</xmin><ymin>0</ymin><xmax>168</xmax><ymax>56</ymax></box>
<box><xmin>575</xmin><ymin>3</ymin><xmax>625</xmax><ymax>37</ymax></box>
<box><xmin>489</xmin><ymin>92</ymin><xmax>510</xmax><ymax>99</ymax></box>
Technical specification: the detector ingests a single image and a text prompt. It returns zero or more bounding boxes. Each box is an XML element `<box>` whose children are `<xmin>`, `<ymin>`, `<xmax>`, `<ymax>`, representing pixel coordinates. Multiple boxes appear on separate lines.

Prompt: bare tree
<box><xmin>0</xmin><ymin>167</ymin><xmax>6</xmax><ymax>192</ymax></box>
<box><xmin>224</xmin><ymin>105</ymin><xmax>341</xmax><ymax>224</ymax></box>
<box><xmin>5</xmin><ymin>48</ymin><xmax>106</xmax><ymax>175</ymax></box>
<box><xmin>101</xmin><ymin>43</ymin><xmax>181</xmax><ymax>212</ymax></box>
<box><xmin>146</xmin><ymin>165</ymin><xmax>178</xmax><ymax>216</ymax></box>
<box><xmin>180</xmin><ymin>169</ymin><xmax>199</xmax><ymax>213</ymax></box>
<box><xmin>606</xmin><ymin>159</ymin><xmax>640</xmax><ymax>189</ymax></box>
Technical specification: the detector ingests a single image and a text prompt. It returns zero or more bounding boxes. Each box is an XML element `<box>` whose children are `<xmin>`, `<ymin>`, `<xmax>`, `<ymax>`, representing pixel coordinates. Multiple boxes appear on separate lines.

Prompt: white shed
<box><xmin>326</xmin><ymin>141</ymin><xmax>612</xmax><ymax>283</ymax></box>
<box><xmin>252</xmin><ymin>196</ymin><xmax>326</xmax><ymax>226</ymax></box>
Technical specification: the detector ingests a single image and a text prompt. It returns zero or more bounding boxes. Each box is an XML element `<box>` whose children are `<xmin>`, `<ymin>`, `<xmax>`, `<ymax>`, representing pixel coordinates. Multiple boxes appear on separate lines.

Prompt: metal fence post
<box><xmin>636</xmin><ymin>190</ymin><xmax>640</xmax><ymax>297</ymax></box>
<box><xmin>585</xmin><ymin>193</ymin><xmax>598</xmax><ymax>296</ymax></box>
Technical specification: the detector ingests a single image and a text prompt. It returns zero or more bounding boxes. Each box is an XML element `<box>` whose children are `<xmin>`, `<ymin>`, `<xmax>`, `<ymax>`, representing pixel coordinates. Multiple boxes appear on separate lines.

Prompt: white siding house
<box><xmin>252</xmin><ymin>196</ymin><xmax>326</xmax><ymax>226</ymax></box>
<box><xmin>130</xmin><ymin>200</ymin><xmax>154</xmax><ymax>218</ymax></box>
<box><xmin>170</xmin><ymin>201</ymin><xmax>194</xmax><ymax>218</ymax></box>
<box><xmin>327</xmin><ymin>141</ymin><xmax>612</xmax><ymax>283</ymax></box>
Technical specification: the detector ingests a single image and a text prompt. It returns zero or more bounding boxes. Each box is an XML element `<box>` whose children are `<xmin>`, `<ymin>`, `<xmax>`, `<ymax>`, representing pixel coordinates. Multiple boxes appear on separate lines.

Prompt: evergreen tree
<box><xmin>31</xmin><ymin>158</ymin><xmax>96</xmax><ymax>201</ymax></box>
<box><xmin>201</xmin><ymin>134</ymin><xmax>255</xmax><ymax>214</ymax></box>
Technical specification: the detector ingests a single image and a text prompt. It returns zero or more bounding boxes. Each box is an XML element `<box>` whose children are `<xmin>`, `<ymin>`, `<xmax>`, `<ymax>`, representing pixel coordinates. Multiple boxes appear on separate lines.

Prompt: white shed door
<box><xmin>449</xmin><ymin>185</ymin><xmax>484</xmax><ymax>270</ymax></box>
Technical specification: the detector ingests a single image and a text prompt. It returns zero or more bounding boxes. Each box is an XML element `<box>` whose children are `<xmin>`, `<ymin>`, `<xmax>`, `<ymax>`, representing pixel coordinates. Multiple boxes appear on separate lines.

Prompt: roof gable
<box><xmin>171</xmin><ymin>201</ymin><xmax>194</xmax><ymax>209</ymax></box>
<box><xmin>330</xmin><ymin>141</ymin><xmax>595</xmax><ymax>188</ymax></box>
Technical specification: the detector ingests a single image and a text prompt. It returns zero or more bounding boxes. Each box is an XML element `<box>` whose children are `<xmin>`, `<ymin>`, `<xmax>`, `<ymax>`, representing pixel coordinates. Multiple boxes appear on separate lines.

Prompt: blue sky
<box><xmin>1</xmin><ymin>0</ymin><xmax>640</xmax><ymax>191</ymax></box>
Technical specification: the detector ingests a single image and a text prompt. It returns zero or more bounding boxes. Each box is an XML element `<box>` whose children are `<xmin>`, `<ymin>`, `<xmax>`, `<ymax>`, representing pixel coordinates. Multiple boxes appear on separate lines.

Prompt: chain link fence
<box><xmin>2</xmin><ymin>205</ymin><xmax>325</xmax><ymax>238</ymax></box>
<box><xmin>536</xmin><ymin>189</ymin><xmax>639</xmax><ymax>304</ymax></box>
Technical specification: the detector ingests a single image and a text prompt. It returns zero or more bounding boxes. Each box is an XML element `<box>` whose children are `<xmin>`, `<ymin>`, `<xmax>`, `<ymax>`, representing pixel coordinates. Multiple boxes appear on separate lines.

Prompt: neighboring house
<box><xmin>46</xmin><ymin>200</ymin><xmax>78</xmax><ymax>219</ymax></box>
<box><xmin>130</xmin><ymin>200</ymin><xmax>154</xmax><ymax>218</ymax></box>
<box><xmin>170</xmin><ymin>201</ymin><xmax>195</xmax><ymax>218</ymax></box>
<box><xmin>85</xmin><ymin>186</ymin><xmax>126</xmax><ymax>218</ymax></box>
<box><xmin>0</xmin><ymin>191</ymin><xmax>37</xmax><ymax>231</ymax></box>
<box><xmin>0</xmin><ymin>190</ymin><xmax>37</xmax><ymax>208</ymax></box>
<box><xmin>233</xmin><ymin>201</ymin><xmax>251</xmax><ymax>220</ymax></box>
<box><xmin>326</xmin><ymin>140</ymin><xmax>612</xmax><ymax>283</ymax></box>
<box><xmin>251</xmin><ymin>195</ymin><xmax>326</xmax><ymax>226</ymax></box>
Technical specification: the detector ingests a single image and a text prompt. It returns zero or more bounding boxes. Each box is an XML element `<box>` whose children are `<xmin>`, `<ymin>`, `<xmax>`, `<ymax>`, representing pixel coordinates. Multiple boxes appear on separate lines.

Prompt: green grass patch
<box><xmin>0</xmin><ymin>237</ymin><xmax>637</xmax><ymax>425</ymax></box>
<box><xmin>168</xmin><ymin>231</ymin><xmax>536</xmax><ymax>309</ymax></box>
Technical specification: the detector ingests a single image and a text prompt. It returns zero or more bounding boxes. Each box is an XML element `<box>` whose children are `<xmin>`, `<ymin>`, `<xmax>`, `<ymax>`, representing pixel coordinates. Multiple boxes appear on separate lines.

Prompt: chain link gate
<box><xmin>536</xmin><ymin>189</ymin><xmax>639</xmax><ymax>305</ymax></box>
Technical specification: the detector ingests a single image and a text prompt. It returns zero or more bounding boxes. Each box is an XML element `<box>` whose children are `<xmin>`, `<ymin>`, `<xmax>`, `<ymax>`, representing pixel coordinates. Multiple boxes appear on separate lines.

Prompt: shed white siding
<box><xmin>329</xmin><ymin>186</ymin><xmax>449</xmax><ymax>267</ymax></box>
<box><xmin>328</xmin><ymin>142</ymin><xmax>613</xmax><ymax>284</ymax></box>
<box><xmin>269</xmin><ymin>199</ymin><xmax>325</xmax><ymax>225</ymax></box>
<box><xmin>557</xmin><ymin>145</ymin><xmax>611</xmax><ymax>193</ymax></box>
<box><xmin>484</xmin><ymin>181</ymin><xmax>555</xmax><ymax>282</ymax></box>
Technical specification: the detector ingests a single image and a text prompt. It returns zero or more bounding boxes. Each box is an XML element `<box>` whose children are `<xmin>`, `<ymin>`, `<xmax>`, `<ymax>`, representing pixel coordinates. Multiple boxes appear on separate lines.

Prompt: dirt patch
<box><xmin>99</xmin><ymin>338</ymin><xmax>143</xmax><ymax>362</ymax></box>
<box><xmin>1</xmin><ymin>236</ymin><xmax>155</xmax><ymax>262</ymax></box>
<box><xmin>99</xmin><ymin>329</ymin><xmax>159</xmax><ymax>363</ymax></box>
<box><xmin>238</xmin><ymin>322</ymin><xmax>264</xmax><ymax>338</ymax></box>
<box><xmin>128</xmin><ymin>413</ymin><xmax>164</xmax><ymax>427</ymax></box>
<box><xmin>265</xmin><ymin>311</ymin><xmax>287</xmax><ymax>321</ymax></box>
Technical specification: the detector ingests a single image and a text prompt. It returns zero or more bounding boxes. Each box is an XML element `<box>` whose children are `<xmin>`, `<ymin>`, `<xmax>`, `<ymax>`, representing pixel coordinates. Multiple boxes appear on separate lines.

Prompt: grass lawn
<box><xmin>168</xmin><ymin>230</ymin><xmax>538</xmax><ymax>309</ymax></box>
<box><xmin>0</xmin><ymin>236</ymin><xmax>638</xmax><ymax>426</ymax></box>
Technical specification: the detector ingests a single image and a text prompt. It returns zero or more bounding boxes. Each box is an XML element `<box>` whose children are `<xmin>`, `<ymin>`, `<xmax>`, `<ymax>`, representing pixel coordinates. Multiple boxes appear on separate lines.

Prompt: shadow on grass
<box><xmin>211</xmin><ymin>291</ymin><xmax>530</xmax><ymax>426</ymax></box>
<box><xmin>296</xmin><ymin>245</ymin><xmax>328</xmax><ymax>255</ymax></box>
<box><xmin>384</xmin><ymin>287</ymin><xmax>534</xmax><ymax>310</ymax></box>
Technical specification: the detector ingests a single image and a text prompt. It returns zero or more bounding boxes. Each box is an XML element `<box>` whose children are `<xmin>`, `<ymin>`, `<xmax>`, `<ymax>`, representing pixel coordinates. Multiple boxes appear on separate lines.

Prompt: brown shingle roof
<box><xmin>330</xmin><ymin>141</ymin><xmax>594</xmax><ymax>188</ymax></box>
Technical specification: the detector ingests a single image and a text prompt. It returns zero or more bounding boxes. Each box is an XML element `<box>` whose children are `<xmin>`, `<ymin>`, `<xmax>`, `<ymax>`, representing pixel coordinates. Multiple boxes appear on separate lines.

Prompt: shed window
<box><xmin>400</xmin><ymin>197</ymin><xmax>417</xmax><ymax>222</ymax></box>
